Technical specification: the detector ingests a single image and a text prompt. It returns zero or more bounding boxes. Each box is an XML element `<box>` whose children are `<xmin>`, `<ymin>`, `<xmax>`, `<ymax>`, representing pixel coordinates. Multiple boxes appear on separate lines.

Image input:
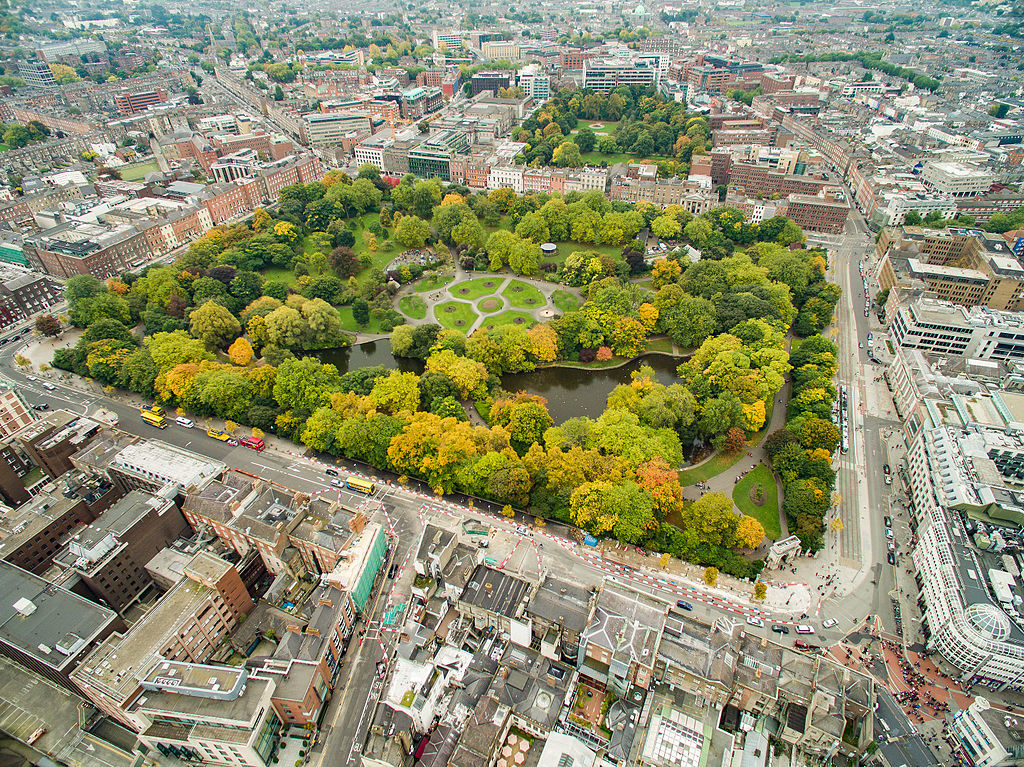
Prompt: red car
<box><xmin>794</xmin><ymin>639</ymin><xmax>809</xmax><ymax>649</ymax></box>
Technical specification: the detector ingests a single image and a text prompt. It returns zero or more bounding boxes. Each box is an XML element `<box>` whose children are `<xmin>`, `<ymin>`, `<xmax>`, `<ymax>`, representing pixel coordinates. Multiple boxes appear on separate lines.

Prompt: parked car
<box><xmin>676</xmin><ymin>600</ymin><xmax>693</xmax><ymax>611</ymax></box>
<box><xmin>886</xmin><ymin>528</ymin><xmax>894</xmax><ymax>539</ymax></box>
<box><xmin>771</xmin><ymin>625</ymin><xmax>789</xmax><ymax>634</ymax></box>
<box><xmin>746</xmin><ymin>616</ymin><xmax>764</xmax><ymax>627</ymax></box>
<box><xmin>176</xmin><ymin>417</ymin><xmax>194</xmax><ymax>428</ymax></box>
<box><xmin>796</xmin><ymin>624</ymin><xmax>815</xmax><ymax>634</ymax></box>
<box><xmin>794</xmin><ymin>639</ymin><xmax>810</xmax><ymax>649</ymax></box>
<box><xmin>888</xmin><ymin>552</ymin><xmax>896</xmax><ymax>565</ymax></box>
<box><xmin>32</xmin><ymin>403</ymin><xmax>48</xmax><ymax>411</ymax></box>
<box><xmin>325</xmin><ymin>468</ymin><xmax>339</xmax><ymax>477</ymax></box>
<box><xmin>42</xmin><ymin>382</ymin><xmax>55</xmax><ymax>390</ymax></box>
<box><xmin>884</xmin><ymin>516</ymin><xmax>892</xmax><ymax>527</ymax></box>
<box><xmin>822</xmin><ymin>618</ymin><xmax>838</xmax><ymax>628</ymax></box>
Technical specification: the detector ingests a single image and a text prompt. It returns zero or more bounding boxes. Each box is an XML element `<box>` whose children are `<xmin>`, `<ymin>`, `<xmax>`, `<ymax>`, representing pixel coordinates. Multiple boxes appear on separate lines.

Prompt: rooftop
<box><xmin>112</xmin><ymin>440</ymin><xmax>225</xmax><ymax>490</ymax></box>
<box><xmin>459</xmin><ymin>565</ymin><xmax>532</xmax><ymax>620</ymax></box>
<box><xmin>0</xmin><ymin>559</ymin><xmax>118</xmax><ymax>671</ymax></box>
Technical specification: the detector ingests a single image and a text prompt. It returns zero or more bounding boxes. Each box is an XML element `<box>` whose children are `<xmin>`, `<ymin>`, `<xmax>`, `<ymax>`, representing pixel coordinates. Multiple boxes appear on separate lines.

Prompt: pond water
<box><xmin>317</xmin><ymin>342</ymin><xmax>683</xmax><ymax>423</ymax></box>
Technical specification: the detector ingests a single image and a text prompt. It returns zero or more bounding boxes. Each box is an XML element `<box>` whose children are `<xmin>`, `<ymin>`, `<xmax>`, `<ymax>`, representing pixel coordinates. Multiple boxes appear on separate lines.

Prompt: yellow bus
<box><xmin>141</xmin><ymin>404</ymin><xmax>165</xmax><ymax>417</ymax></box>
<box><xmin>345</xmin><ymin>477</ymin><xmax>375</xmax><ymax>494</ymax></box>
<box><xmin>141</xmin><ymin>411</ymin><xmax>167</xmax><ymax>429</ymax></box>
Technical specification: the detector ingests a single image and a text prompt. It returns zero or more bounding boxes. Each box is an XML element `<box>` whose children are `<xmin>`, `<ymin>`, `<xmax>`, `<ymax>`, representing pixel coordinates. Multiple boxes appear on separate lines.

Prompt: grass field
<box><xmin>337</xmin><ymin>306</ymin><xmax>385</xmax><ymax>333</ymax></box>
<box><xmin>414</xmin><ymin>273</ymin><xmax>454</xmax><ymax>292</ymax></box>
<box><xmin>502</xmin><ymin>280</ymin><xmax>545</xmax><ymax>309</ymax></box>
<box><xmin>677</xmin><ymin>450</ymin><xmax>745</xmax><ymax>486</ymax></box>
<box><xmin>551</xmin><ymin>241</ymin><xmax>623</xmax><ymax>267</ymax></box>
<box><xmin>644</xmin><ymin>336</ymin><xmax>676</xmax><ymax>354</ymax></box>
<box><xmin>579</xmin><ymin>120</ymin><xmax>619</xmax><ymax>135</ymax></box>
<box><xmin>435</xmin><ymin>300</ymin><xmax>478</xmax><ymax>330</ymax></box>
<box><xmin>450</xmin><ymin>277</ymin><xmax>503</xmax><ymax>301</ymax></box>
<box><xmin>399</xmin><ymin>295</ymin><xmax>427</xmax><ymax>319</ymax></box>
<box><xmin>480</xmin><ymin>310</ymin><xmax>535</xmax><ymax>330</ymax></box>
<box><xmin>0</xmin><ymin>143</ymin><xmax>10</xmax><ymax>153</ymax></box>
<box><xmin>733</xmin><ymin>464</ymin><xmax>781</xmax><ymax>539</ymax></box>
<box><xmin>120</xmin><ymin>160</ymin><xmax>161</xmax><ymax>181</ymax></box>
<box><xmin>261</xmin><ymin>267</ymin><xmax>298</xmax><ymax>286</ymax></box>
<box><xmin>552</xmin><ymin>290</ymin><xmax>580</xmax><ymax>314</ymax></box>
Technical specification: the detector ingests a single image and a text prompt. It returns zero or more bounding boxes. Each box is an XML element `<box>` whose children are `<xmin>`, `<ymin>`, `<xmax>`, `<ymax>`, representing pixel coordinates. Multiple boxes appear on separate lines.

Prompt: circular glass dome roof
<box><xmin>965</xmin><ymin>603</ymin><xmax>1012</xmax><ymax>641</ymax></box>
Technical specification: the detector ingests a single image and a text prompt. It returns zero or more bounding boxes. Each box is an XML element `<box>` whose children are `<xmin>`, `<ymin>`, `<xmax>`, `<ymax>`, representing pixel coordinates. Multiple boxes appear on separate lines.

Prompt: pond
<box><xmin>316</xmin><ymin>342</ymin><xmax>683</xmax><ymax>423</ymax></box>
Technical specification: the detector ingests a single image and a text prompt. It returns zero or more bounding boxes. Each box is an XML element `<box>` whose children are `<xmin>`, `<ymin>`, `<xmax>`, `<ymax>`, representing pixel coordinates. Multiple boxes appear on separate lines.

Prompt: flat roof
<box><xmin>0</xmin><ymin>560</ymin><xmax>117</xmax><ymax>671</ymax></box>
<box><xmin>113</xmin><ymin>440</ymin><xmax>225</xmax><ymax>489</ymax></box>
<box><xmin>459</xmin><ymin>565</ymin><xmax>531</xmax><ymax>619</ymax></box>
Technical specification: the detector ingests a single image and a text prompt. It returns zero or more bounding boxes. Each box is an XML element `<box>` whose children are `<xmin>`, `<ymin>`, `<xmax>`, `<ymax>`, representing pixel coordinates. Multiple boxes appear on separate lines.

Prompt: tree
<box><xmin>273</xmin><ymin>357</ymin><xmax>340</xmax><ymax>412</ymax></box>
<box><xmin>754</xmin><ymin>581</ymin><xmax>767</xmax><ymax>601</ymax></box>
<box><xmin>575</xmin><ymin>125</ymin><xmax>596</xmax><ymax>152</ymax></box>
<box><xmin>735</xmin><ymin>516</ymin><xmax>766</xmax><ymax>548</ymax></box>
<box><xmin>501</xmin><ymin>504</ymin><xmax>515</xmax><ymax>518</ymax></box>
<box><xmin>723</xmin><ymin>427</ymin><xmax>746</xmax><ymax>454</ymax></box>
<box><xmin>369</xmin><ymin>370</ymin><xmax>421</xmax><ymax>414</ymax></box>
<box><xmin>394</xmin><ymin>215</ymin><xmax>431</xmax><ymax>249</ymax></box>
<box><xmin>189</xmin><ymin>301</ymin><xmax>241</xmax><ymax>349</ymax></box>
<box><xmin>352</xmin><ymin>297</ymin><xmax>370</xmax><ymax>326</ymax></box>
<box><xmin>703</xmin><ymin>566</ymin><xmax>719</xmax><ymax>587</ymax></box>
<box><xmin>35</xmin><ymin>314</ymin><xmax>61</xmax><ymax>336</ymax></box>
<box><xmin>228</xmin><ymin>337</ymin><xmax>254</xmax><ymax>366</ymax></box>
<box><xmin>651</xmin><ymin>214</ymin><xmax>682</xmax><ymax>241</ymax></box>
<box><xmin>552</xmin><ymin>141</ymin><xmax>583</xmax><ymax>168</ymax></box>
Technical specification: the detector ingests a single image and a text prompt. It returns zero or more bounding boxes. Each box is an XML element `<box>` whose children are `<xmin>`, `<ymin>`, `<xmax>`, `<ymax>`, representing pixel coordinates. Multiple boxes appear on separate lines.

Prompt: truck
<box><xmin>91</xmin><ymin>408</ymin><xmax>119</xmax><ymax>428</ymax></box>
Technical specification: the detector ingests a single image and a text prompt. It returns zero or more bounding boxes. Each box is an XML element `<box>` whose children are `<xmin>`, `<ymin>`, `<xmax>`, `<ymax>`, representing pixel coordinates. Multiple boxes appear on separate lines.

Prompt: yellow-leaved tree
<box><xmin>228</xmin><ymin>337</ymin><xmax>254</xmax><ymax>366</ymax></box>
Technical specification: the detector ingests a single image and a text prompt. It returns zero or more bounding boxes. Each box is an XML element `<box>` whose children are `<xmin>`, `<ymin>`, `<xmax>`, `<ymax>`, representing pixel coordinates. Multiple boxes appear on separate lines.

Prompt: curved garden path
<box><xmin>393</xmin><ymin>268</ymin><xmax>583</xmax><ymax>334</ymax></box>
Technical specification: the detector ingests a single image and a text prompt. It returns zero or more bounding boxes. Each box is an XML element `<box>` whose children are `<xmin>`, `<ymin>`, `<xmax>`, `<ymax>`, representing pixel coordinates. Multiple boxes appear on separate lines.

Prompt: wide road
<box><xmin>820</xmin><ymin>208</ymin><xmax>903</xmax><ymax>636</ymax></box>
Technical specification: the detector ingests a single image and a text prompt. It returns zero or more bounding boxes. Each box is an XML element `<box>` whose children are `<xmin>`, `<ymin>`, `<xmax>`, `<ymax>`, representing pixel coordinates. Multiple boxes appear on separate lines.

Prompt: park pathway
<box><xmin>392</xmin><ymin>266</ymin><xmax>582</xmax><ymax>333</ymax></box>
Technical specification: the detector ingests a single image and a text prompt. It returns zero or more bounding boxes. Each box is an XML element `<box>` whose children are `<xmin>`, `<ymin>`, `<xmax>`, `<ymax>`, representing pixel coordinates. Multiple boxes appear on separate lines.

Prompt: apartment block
<box><xmin>469</xmin><ymin>71</ymin><xmax>512</xmax><ymax>96</ymax></box>
<box><xmin>783</xmin><ymin>194</ymin><xmax>850</xmax><ymax>234</ymax></box>
<box><xmin>15</xmin><ymin>410</ymin><xmax>103</xmax><ymax>478</ymax></box>
<box><xmin>133</xmin><ymin>661</ymin><xmax>284</xmax><ymax>767</ymax></box>
<box><xmin>889</xmin><ymin>296</ymin><xmax>1024</xmax><ymax>365</ymax></box>
<box><xmin>113</xmin><ymin>88</ymin><xmax>168</xmax><ymax>116</ymax></box>
<box><xmin>922</xmin><ymin>161</ymin><xmax>996</xmax><ymax>199</ymax></box>
<box><xmin>52</xmin><ymin>490</ymin><xmax>190</xmax><ymax>615</ymax></box>
<box><xmin>70</xmin><ymin>551</ymin><xmax>253</xmax><ymax>728</ymax></box>
<box><xmin>877</xmin><ymin>227</ymin><xmax>1024</xmax><ymax>312</ymax></box>
<box><xmin>0</xmin><ymin>474</ymin><xmax>122</xmax><ymax>573</ymax></box>
<box><xmin>24</xmin><ymin>221</ymin><xmax>152</xmax><ymax>280</ymax></box>
<box><xmin>583</xmin><ymin>58</ymin><xmax>660</xmax><ymax>93</ymax></box>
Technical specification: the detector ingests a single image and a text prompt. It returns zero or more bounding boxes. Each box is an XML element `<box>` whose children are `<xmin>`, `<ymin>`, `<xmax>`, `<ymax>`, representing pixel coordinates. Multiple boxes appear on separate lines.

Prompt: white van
<box><xmin>176</xmin><ymin>416</ymin><xmax>194</xmax><ymax>428</ymax></box>
<box><xmin>796</xmin><ymin>624</ymin><xmax>815</xmax><ymax>634</ymax></box>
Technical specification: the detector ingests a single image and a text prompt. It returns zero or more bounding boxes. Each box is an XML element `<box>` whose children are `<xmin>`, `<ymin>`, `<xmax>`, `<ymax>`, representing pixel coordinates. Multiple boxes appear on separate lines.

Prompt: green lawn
<box><xmin>579</xmin><ymin>120</ymin><xmax>619</xmax><ymax>135</ymax></box>
<box><xmin>733</xmin><ymin>464</ymin><xmax>781</xmax><ymax>539</ymax></box>
<box><xmin>0</xmin><ymin>143</ymin><xmax>10</xmax><ymax>153</ymax></box>
<box><xmin>261</xmin><ymin>267</ymin><xmax>298</xmax><ymax>286</ymax></box>
<box><xmin>399</xmin><ymin>295</ymin><xmax>427</xmax><ymax>319</ymax></box>
<box><xmin>337</xmin><ymin>306</ymin><xmax>384</xmax><ymax>333</ymax></box>
<box><xmin>552</xmin><ymin>290</ymin><xmax>580</xmax><ymax>314</ymax></box>
<box><xmin>502</xmin><ymin>280</ymin><xmax>545</xmax><ymax>309</ymax></box>
<box><xmin>120</xmin><ymin>159</ymin><xmax>161</xmax><ymax>181</ymax></box>
<box><xmin>644</xmin><ymin>336</ymin><xmax>676</xmax><ymax>354</ymax></box>
<box><xmin>435</xmin><ymin>300</ymin><xmax>478</xmax><ymax>330</ymax></box>
<box><xmin>449</xmin><ymin>277</ymin><xmax>503</xmax><ymax>301</ymax></box>
<box><xmin>414</xmin><ymin>273</ymin><xmax>454</xmax><ymax>292</ymax></box>
<box><xmin>480</xmin><ymin>310</ymin><xmax>535</xmax><ymax>330</ymax></box>
<box><xmin>677</xmin><ymin>450</ymin><xmax>746</xmax><ymax>486</ymax></box>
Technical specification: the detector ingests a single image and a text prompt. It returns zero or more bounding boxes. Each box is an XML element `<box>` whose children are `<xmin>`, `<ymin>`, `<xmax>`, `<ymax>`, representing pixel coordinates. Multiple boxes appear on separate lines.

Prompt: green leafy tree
<box><xmin>189</xmin><ymin>300</ymin><xmax>241</xmax><ymax>349</ymax></box>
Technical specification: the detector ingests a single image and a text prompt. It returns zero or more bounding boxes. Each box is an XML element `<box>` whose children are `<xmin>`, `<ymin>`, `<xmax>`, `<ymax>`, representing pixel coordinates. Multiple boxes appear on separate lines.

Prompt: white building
<box><xmin>871</xmin><ymin>190</ymin><xmax>958</xmax><ymax>228</ymax></box>
<box><xmin>949</xmin><ymin>697</ymin><xmax>1012</xmax><ymax>767</ymax></box>
<box><xmin>487</xmin><ymin>163</ymin><xmax>525</xmax><ymax>194</ymax></box>
<box><xmin>302</xmin><ymin>112</ymin><xmax>373</xmax><ymax>148</ymax></box>
<box><xmin>564</xmin><ymin>166</ymin><xmax>608</xmax><ymax>193</ymax></box>
<box><xmin>890</xmin><ymin>297</ymin><xmax>1024</xmax><ymax>365</ymax></box>
<box><xmin>922</xmin><ymin>161</ymin><xmax>996</xmax><ymax>199</ymax></box>
<box><xmin>353</xmin><ymin>134</ymin><xmax>393</xmax><ymax>170</ymax></box>
<box><xmin>517</xmin><ymin>64</ymin><xmax>551</xmax><ymax>100</ymax></box>
<box><xmin>583</xmin><ymin>58</ymin><xmax>660</xmax><ymax>93</ymax></box>
<box><xmin>431</xmin><ymin>30</ymin><xmax>465</xmax><ymax>51</ymax></box>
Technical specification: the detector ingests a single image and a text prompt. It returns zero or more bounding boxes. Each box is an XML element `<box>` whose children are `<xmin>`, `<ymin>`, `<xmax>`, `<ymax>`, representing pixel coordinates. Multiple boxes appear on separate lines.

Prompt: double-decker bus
<box><xmin>141</xmin><ymin>410</ymin><xmax>167</xmax><ymax>428</ymax></box>
<box><xmin>345</xmin><ymin>477</ymin><xmax>375</xmax><ymax>494</ymax></box>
